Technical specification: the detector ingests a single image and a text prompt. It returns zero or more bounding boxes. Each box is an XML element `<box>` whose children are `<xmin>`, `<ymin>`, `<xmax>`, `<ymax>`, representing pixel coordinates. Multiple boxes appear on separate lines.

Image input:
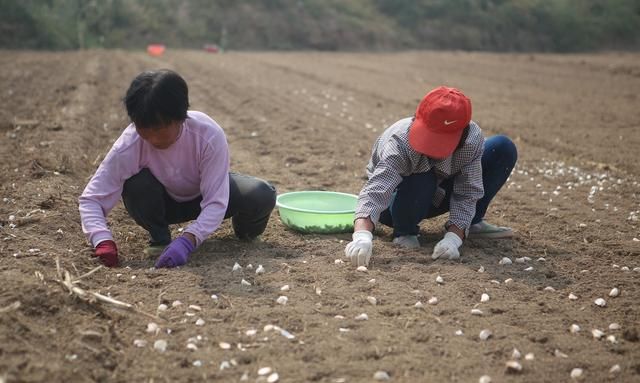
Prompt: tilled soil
<box><xmin>1</xmin><ymin>50</ymin><xmax>639</xmax><ymax>382</ymax></box>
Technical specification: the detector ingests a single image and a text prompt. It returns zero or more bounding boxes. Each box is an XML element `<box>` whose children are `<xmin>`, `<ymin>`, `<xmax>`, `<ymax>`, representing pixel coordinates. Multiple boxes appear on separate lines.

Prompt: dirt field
<box><xmin>1</xmin><ymin>50</ymin><xmax>639</xmax><ymax>383</ymax></box>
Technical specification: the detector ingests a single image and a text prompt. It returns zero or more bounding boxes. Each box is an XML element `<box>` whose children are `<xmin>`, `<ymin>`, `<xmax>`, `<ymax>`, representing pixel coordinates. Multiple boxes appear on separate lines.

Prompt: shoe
<box><xmin>468</xmin><ymin>221</ymin><xmax>513</xmax><ymax>239</ymax></box>
<box><xmin>392</xmin><ymin>235</ymin><xmax>420</xmax><ymax>249</ymax></box>
<box><xmin>143</xmin><ymin>245</ymin><xmax>166</xmax><ymax>257</ymax></box>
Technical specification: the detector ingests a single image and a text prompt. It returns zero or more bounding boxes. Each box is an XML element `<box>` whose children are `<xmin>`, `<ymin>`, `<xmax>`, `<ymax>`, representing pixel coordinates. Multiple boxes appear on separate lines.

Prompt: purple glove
<box><xmin>154</xmin><ymin>236</ymin><xmax>195</xmax><ymax>268</ymax></box>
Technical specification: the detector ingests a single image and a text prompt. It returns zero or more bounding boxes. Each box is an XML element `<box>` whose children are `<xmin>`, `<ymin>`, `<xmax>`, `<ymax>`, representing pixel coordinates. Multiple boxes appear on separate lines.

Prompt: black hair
<box><xmin>124</xmin><ymin>69</ymin><xmax>189</xmax><ymax>129</ymax></box>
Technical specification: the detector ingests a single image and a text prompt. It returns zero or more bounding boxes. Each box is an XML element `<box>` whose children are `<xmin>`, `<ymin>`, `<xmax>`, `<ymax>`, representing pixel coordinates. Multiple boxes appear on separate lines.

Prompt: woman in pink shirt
<box><xmin>79</xmin><ymin>70</ymin><xmax>276</xmax><ymax>268</ymax></box>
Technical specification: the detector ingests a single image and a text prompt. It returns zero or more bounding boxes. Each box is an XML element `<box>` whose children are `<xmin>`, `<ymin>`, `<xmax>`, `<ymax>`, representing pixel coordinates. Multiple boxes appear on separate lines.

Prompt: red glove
<box><xmin>94</xmin><ymin>240</ymin><xmax>119</xmax><ymax>267</ymax></box>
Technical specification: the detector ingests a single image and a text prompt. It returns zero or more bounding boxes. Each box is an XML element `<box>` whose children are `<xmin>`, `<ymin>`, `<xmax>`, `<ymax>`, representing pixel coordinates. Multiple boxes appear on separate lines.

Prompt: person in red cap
<box><xmin>344</xmin><ymin>86</ymin><xmax>517</xmax><ymax>267</ymax></box>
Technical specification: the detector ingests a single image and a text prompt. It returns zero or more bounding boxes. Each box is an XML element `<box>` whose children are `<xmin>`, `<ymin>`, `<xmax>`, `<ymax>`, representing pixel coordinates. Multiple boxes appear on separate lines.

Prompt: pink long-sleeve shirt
<box><xmin>79</xmin><ymin>111</ymin><xmax>230</xmax><ymax>247</ymax></box>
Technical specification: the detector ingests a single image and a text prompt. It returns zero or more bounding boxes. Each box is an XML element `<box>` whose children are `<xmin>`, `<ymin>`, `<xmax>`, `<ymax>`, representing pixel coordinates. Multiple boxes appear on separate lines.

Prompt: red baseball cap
<box><xmin>408</xmin><ymin>86</ymin><xmax>472</xmax><ymax>159</ymax></box>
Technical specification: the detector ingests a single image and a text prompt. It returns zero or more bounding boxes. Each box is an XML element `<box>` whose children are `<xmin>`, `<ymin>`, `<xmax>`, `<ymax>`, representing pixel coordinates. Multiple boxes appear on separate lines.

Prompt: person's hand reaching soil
<box><xmin>154</xmin><ymin>236</ymin><xmax>195</xmax><ymax>268</ymax></box>
<box><xmin>94</xmin><ymin>240</ymin><xmax>119</xmax><ymax>267</ymax></box>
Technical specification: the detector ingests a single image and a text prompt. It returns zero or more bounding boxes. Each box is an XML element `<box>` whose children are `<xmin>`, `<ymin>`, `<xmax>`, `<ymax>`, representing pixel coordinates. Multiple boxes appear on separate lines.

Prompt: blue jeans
<box><xmin>379</xmin><ymin>135</ymin><xmax>517</xmax><ymax>237</ymax></box>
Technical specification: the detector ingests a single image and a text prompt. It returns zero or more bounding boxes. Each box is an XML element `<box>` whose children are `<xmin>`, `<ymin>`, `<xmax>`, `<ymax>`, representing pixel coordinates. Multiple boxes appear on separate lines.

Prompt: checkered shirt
<box><xmin>355</xmin><ymin>117</ymin><xmax>485</xmax><ymax>232</ymax></box>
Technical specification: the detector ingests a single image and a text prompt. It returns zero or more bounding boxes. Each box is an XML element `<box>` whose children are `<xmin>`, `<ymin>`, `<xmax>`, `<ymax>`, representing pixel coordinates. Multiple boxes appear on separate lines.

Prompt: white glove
<box><xmin>431</xmin><ymin>232</ymin><xmax>463</xmax><ymax>260</ymax></box>
<box><xmin>344</xmin><ymin>230</ymin><xmax>373</xmax><ymax>267</ymax></box>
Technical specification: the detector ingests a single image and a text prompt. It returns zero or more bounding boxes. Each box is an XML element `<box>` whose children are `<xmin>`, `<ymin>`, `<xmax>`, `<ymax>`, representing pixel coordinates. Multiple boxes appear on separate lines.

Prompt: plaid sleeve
<box><xmin>355</xmin><ymin>141</ymin><xmax>409</xmax><ymax>224</ymax></box>
<box><xmin>447</xmin><ymin>136</ymin><xmax>485</xmax><ymax>233</ymax></box>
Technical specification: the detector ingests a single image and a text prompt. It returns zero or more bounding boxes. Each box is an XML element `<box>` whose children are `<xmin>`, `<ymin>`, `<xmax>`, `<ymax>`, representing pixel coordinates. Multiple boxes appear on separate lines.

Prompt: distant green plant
<box><xmin>0</xmin><ymin>0</ymin><xmax>638</xmax><ymax>51</ymax></box>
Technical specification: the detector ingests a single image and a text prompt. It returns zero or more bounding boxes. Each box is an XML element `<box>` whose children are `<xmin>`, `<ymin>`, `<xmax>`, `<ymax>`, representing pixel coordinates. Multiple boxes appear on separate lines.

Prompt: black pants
<box><xmin>122</xmin><ymin>169</ymin><xmax>276</xmax><ymax>245</ymax></box>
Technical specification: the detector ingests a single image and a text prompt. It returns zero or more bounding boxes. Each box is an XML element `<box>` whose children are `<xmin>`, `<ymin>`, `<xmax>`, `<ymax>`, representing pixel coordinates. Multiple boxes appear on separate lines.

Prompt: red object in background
<box><xmin>147</xmin><ymin>44</ymin><xmax>166</xmax><ymax>56</ymax></box>
<box><xmin>203</xmin><ymin>44</ymin><xmax>219</xmax><ymax>53</ymax></box>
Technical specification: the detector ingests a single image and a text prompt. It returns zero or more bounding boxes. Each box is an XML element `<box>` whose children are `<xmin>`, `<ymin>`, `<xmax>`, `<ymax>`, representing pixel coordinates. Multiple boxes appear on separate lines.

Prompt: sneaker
<box><xmin>468</xmin><ymin>221</ymin><xmax>513</xmax><ymax>239</ymax></box>
<box><xmin>143</xmin><ymin>245</ymin><xmax>166</xmax><ymax>257</ymax></box>
<box><xmin>392</xmin><ymin>235</ymin><xmax>420</xmax><ymax>249</ymax></box>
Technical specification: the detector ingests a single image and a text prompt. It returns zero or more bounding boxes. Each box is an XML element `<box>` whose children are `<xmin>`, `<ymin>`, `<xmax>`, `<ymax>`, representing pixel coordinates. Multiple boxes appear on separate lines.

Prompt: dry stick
<box><xmin>73</xmin><ymin>265</ymin><xmax>104</xmax><ymax>283</ymax></box>
<box><xmin>55</xmin><ymin>257</ymin><xmax>161</xmax><ymax>321</ymax></box>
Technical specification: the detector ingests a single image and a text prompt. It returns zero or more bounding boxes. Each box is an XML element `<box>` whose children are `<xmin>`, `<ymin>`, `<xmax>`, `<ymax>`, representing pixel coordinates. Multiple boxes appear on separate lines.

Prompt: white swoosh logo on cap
<box><xmin>444</xmin><ymin>120</ymin><xmax>457</xmax><ymax>125</ymax></box>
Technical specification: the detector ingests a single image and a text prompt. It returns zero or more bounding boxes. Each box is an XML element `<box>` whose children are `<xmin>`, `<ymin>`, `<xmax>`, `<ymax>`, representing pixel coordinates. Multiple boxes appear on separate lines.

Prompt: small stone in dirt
<box><xmin>355</xmin><ymin>313</ymin><xmax>369</xmax><ymax>321</ymax></box>
<box><xmin>609</xmin><ymin>288</ymin><xmax>620</xmax><ymax>297</ymax></box>
<box><xmin>479</xmin><ymin>329</ymin><xmax>492</xmax><ymax>341</ymax></box>
<box><xmin>570</xmin><ymin>368</ymin><xmax>583</xmax><ymax>380</ymax></box>
<box><xmin>153</xmin><ymin>339</ymin><xmax>167</xmax><ymax>352</ymax></box>
<box><xmin>373</xmin><ymin>371</ymin><xmax>390</xmax><ymax>381</ymax></box>
<box><xmin>594</xmin><ymin>298</ymin><xmax>606</xmax><ymax>307</ymax></box>
<box><xmin>505</xmin><ymin>360</ymin><xmax>522</xmax><ymax>373</ymax></box>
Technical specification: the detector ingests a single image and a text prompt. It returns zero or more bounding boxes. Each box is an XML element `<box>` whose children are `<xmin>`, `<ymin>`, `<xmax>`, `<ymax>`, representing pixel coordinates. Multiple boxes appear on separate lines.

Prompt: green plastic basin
<box><xmin>276</xmin><ymin>191</ymin><xmax>358</xmax><ymax>234</ymax></box>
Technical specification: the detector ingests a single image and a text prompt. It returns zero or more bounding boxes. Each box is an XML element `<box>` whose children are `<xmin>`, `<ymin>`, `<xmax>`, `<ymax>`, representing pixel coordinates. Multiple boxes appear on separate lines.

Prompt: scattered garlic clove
<box><xmin>504</xmin><ymin>278</ymin><xmax>514</xmax><ymax>284</ymax></box>
<box><xmin>471</xmin><ymin>309</ymin><xmax>483</xmax><ymax>316</ymax></box>
<box><xmin>609</xmin><ymin>364</ymin><xmax>621</xmax><ymax>374</ymax></box>
<box><xmin>267</xmin><ymin>372</ymin><xmax>279</xmax><ymax>383</ymax></box>
<box><xmin>570</xmin><ymin>368</ymin><xmax>583</xmax><ymax>380</ymax></box>
<box><xmin>172</xmin><ymin>300</ymin><xmax>182</xmax><ymax>307</ymax></box>
<box><xmin>157</xmin><ymin>304</ymin><xmax>168</xmax><ymax>311</ymax></box>
<box><xmin>133</xmin><ymin>339</ymin><xmax>147</xmax><ymax>347</ymax></box>
<box><xmin>188</xmin><ymin>305</ymin><xmax>201</xmax><ymax>311</ymax></box>
<box><xmin>499</xmin><ymin>257</ymin><xmax>512</xmax><ymax>265</ymax></box>
<box><xmin>373</xmin><ymin>371</ymin><xmax>390</xmax><ymax>381</ymax></box>
<box><xmin>355</xmin><ymin>313</ymin><xmax>369</xmax><ymax>321</ymax></box>
<box><xmin>479</xmin><ymin>375</ymin><xmax>492</xmax><ymax>383</ymax></box>
<box><xmin>246</xmin><ymin>329</ymin><xmax>257</xmax><ymax>336</ymax></box>
<box><xmin>524</xmin><ymin>266</ymin><xmax>534</xmax><ymax>271</ymax></box>
<box><xmin>153</xmin><ymin>339</ymin><xmax>167</xmax><ymax>352</ymax></box>
<box><xmin>568</xmin><ymin>293</ymin><xmax>578</xmax><ymax>300</ymax></box>
<box><xmin>414</xmin><ymin>301</ymin><xmax>424</xmax><ymax>309</ymax></box>
<box><xmin>258</xmin><ymin>367</ymin><xmax>272</xmax><ymax>376</ymax></box>
<box><xmin>368</xmin><ymin>279</ymin><xmax>376</xmax><ymax>284</ymax></box>
<box><xmin>195</xmin><ymin>318</ymin><xmax>205</xmax><ymax>326</ymax></box>
<box><xmin>436</xmin><ymin>275</ymin><xmax>444</xmax><ymax>284</ymax></box>
<box><xmin>480</xmin><ymin>293</ymin><xmax>490</xmax><ymax>303</ymax></box>
<box><xmin>255</xmin><ymin>265</ymin><xmax>265</xmax><ymax>274</ymax></box>
<box><xmin>505</xmin><ymin>360</ymin><xmax>522</xmax><ymax>373</ymax></box>
<box><xmin>219</xmin><ymin>342</ymin><xmax>231</xmax><ymax>350</ymax></box>
<box><xmin>594</xmin><ymin>298</ymin><xmax>606</xmax><ymax>307</ymax></box>
<box><xmin>570</xmin><ymin>324</ymin><xmax>581</xmax><ymax>333</ymax></box>
<box><xmin>537</xmin><ymin>257</ymin><xmax>546</xmax><ymax>262</ymax></box>
<box><xmin>246</xmin><ymin>264</ymin><xmax>253</xmax><ymax>270</ymax></box>
<box><xmin>186</xmin><ymin>343</ymin><xmax>198</xmax><ymax>351</ymax></box>
<box><xmin>609</xmin><ymin>288</ymin><xmax>619</xmax><ymax>297</ymax></box>
<box><xmin>356</xmin><ymin>266</ymin><xmax>368</xmax><ymax>272</ymax></box>
<box><xmin>544</xmin><ymin>286</ymin><xmax>556</xmax><ymax>292</ymax></box>
<box><xmin>609</xmin><ymin>323</ymin><xmax>621</xmax><ymax>331</ymax></box>
<box><xmin>366</xmin><ymin>296</ymin><xmax>377</xmax><ymax>305</ymax></box>
<box><xmin>428</xmin><ymin>297</ymin><xmax>438</xmax><ymax>305</ymax></box>
<box><xmin>219</xmin><ymin>361</ymin><xmax>230</xmax><ymax>370</ymax></box>
<box><xmin>232</xmin><ymin>262</ymin><xmax>242</xmax><ymax>271</ymax></box>
<box><xmin>621</xmin><ymin>266</ymin><xmax>629</xmax><ymax>271</ymax></box>
<box><xmin>315</xmin><ymin>287</ymin><xmax>322</xmax><ymax>296</ymax></box>
<box><xmin>276</xmin><ymin>296</ymin><xmax>288</xmax><ymax>305</ymax></box>
<box><xmin>334</xmin><ymin>259</ymin><xmax>344</xmax><ymax>264</ymax></box>
<box><xmin>592</xmin><ymin>329</ymin><xmax>605</xmax><ymax>339</ymax></box>
<box><xmin>280</xmin><ymin>285</ymin><xmax>290</xmax><ymax>291</ymax></box>
<box><xmin>478</xmin><ymin>266</ymin><xmax>485</xmax><ymax>273</ymax></box>
<box><xmin>524</xmin><ymin>353</ymin><xmax>535</xmax><ymax>361</ymax></box>
<box><xmin>606</xmin><ymin>335</ymin><xmax>617</xmax><ymax>343</ymax></box>
<box><xmin>512</xmin><ymin>348</ymin><xmax>521</xmax><ymax>359</ymax></box>
<box><xmin>515</xmin><ymin>257</ymin><xmax>526</xmax><ymax>263</ymax></box>
<box><xmin>479</xmin><ymin>329</ymin><xmax>492</xmax><ymax>341</ymax></box>
<box><xmin>146</xmin><ymin>322</ymin><xmax>159</xmax><ymax>333</ymax></box>
<box><xmin>455</xmin><ymin>329</ymin><xmax>464</xmax><ymax>336</ymax></box>
<box><xmin>241</xmin><ymin>279</ymin><xmax>251</xmax><ymax>286</ymax></box>
<box><xmin>554</xmin><ymin>349</ymin><xmax>568</xmax><ymax>358</ymax></box>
